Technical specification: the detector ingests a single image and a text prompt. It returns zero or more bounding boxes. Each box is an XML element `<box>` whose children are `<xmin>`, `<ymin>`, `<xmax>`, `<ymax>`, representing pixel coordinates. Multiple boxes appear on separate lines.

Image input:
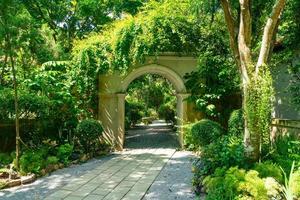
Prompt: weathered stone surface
<box><xmin>7</xmin><ymin>179</ymin><xmax>21</xmax><ymax>187</ymax></box>
<box><xmin>21</xmin><ymin>174</ymin><xmax>36</xmax><ymax>185</ymax></box>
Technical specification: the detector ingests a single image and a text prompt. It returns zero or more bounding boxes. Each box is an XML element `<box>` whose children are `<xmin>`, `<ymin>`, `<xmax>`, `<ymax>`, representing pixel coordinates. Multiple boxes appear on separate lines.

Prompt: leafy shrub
<box><xmin>75</xmin><ymin>119</ymin><xmax>103</xmax><ymax>154</ymax></box>
<box><xmin>158</xmin><ymin>104</ymin><xmax>175</xmax><ymax>123</ymax></box>
<box><xmin>0</xmin><ymin>153</ymin><xmax>13</xmax><ymax>166</ymax></box>
<box><xmin>254</xmin><ymin>161</ymin><xmax>283</xmax><ymax>183</ymax></box>
<box><xmin>190</xmin><ymin>119</ymin><xmax>224</xmax><ymax>148</ymax></box>
<box><xmin>0</xmin><ymin>88</ymin><xmax>50</xmax><ymax>121</ymax></box>
<box><xmin>192</xmin><ymin>135</ymin><xmax>245</xmax><ymax>192</ymax></box>
<box><xmin>200</xmin><ymin>135</ymin><xmax>245</xmax><ymax>175</ymax></box>
<box><xmin>46</xmin><ymin>156</ymin><xmax>59</xmax><ymax>165</ymax></box>
<box><xmin>270</xmin><ymin>134</ymin><xmax>300</xmax><ymax>173</ymax></box>
<box><xmin>57</xmin><ymin>143</ymin><xmax>73</xmax><ymax>164</ymax></box>
<box><xmin>183</xmin><ymin>123</ymin><xmax>195</xmax><ymax>150</ymax></box>
<box><xmin>125</xmin><ymin>100</ymin><xmax>145</xmax><ymax>128</ymax></box>
<box><xmin>19</xmin><ymin>150</ymin><xmax>46</xmax><ymax>174</ymax></box>
<box><xmin>228</xmin><ymin>109</ymin><xmax>244</xmax><ymax>136</ymax></box>
<box><xmin>203</xmin><ymin>167</ymin><xmax>268</xmax><ymax>200</ymax></box>
<box><xmin>281</xmin><ymin>162</ymin><xmax>300</xmax><ymax>200</ymax></box>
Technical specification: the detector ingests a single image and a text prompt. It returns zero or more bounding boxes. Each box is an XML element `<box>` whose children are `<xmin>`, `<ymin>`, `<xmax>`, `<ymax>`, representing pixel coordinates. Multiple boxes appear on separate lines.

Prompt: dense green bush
<box><xmin>254</xmin><ymin>162</ymin><xmax>283</xmax><ymax>183</ymax></box>
<box><xmin>57</xmin><ymin>143</ymin><xmax>73</xmax><ymax>164</ymax></box>
<box><xmin>0</xmin><ymin>88</ymin><xmax>50</xmax><ymax>121</ymax></box>
<box><xmin>270</xmin><ymin>134</ymin><xmax>300</xmax><ymax>173</ymax></box>
<box><xmin>19</xmin><ymin>150</ymin><xmax>46</xmax><ymax>174</ymax></box>
<box><xmin>0</xmin><ymin>153</ymin><xmax>13</xmax><ymax>166</ymax></box>
<box><xmin>158</xmin><ymin>104</ymin><xmax>175</xmax><ymax>123</ymax></box>
<box><xmin>203</xmin><ymin>167</ymin><xmax>270</xmax><ymax>200</ymax></box>
<box><xmin>189</xmin><ymin>119</ymin><xmax>224</xmax><ymax>148</ymax></box>
<box><xmin>200</xmin><ymin>135</ymin><xmax>245</xmax><ymax>174</ymax></box>
<box><xmin>183</xmin><ymin>123</ymin><xmax>195</xmax><ymax>150</ymax></box>
<box><xmin>75</xmin><ymin>119</ymin><xmax>103</xmax><ymax>154</ymax></box>
<box><xmin>125</xmin><ymin>100</ymin><xmax>145</xmax><ymax>128</ymax></box>
<box><xmin>228</xmin><ymin>109</ymin><xmax>244</xmax><ymax>136</ymax></box>
<box><xmin>192</xmin><ymin>135</ymin><xmax>245</xmax><ymax>193</ymax></box>
<box><xmin>46</xmin><ymin>156</ymin><xmax>59</xmax><ymax>165</ymax></box>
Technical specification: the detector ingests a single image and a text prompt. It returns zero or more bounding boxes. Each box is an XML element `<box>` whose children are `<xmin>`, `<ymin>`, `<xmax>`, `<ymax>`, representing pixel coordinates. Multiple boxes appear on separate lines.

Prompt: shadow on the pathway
<box><xmin>124</xmin><ymin>121</ymin><xmax>180</xmax><ymax>149</ymax></box>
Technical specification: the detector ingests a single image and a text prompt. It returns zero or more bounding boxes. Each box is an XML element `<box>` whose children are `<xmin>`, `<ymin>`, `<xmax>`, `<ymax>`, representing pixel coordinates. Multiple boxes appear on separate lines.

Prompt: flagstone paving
<box><xmin>0</xmin><ymin>121</ymin><xmax>195</xmax><ymax>200</ymax></box>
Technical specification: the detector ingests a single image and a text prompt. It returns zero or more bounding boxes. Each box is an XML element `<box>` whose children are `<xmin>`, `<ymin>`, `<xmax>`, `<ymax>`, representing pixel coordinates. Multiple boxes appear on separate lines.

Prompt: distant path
<box><xmin>0</xmin><ymin>120</ymin><xmax>195</xmax><ymax>200</ymax></box>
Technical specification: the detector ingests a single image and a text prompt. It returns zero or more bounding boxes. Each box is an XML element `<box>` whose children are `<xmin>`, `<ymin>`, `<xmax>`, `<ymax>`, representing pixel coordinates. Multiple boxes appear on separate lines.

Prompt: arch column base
<box><xmin>99</xmin><ymin>93</ymin><xmax>126</xmax><ymax>151</ymax></box>
<box><xmin>176</xmin><ymin>93</ymin><xmax>190</xmax><ymax>148</ymax></box>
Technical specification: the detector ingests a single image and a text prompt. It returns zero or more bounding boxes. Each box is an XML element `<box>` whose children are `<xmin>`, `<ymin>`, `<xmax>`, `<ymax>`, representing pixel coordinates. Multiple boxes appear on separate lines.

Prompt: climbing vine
<box><xmin>70</xmin><ymin>0</ymin><xmax>202</xmax><ymax>115</ymax></box>
<box><xmin>244</xmin><ymin>66</ymin><xmax>274</xmax><ymax>159</ymax></box>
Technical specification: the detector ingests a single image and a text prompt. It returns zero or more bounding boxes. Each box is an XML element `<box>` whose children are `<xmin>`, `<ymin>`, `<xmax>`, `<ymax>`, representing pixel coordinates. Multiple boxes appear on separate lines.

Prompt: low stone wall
<box><xmin>271</xmin><ymin>118</ymin><xmax>300</xmax><ymax>138</ymax></box>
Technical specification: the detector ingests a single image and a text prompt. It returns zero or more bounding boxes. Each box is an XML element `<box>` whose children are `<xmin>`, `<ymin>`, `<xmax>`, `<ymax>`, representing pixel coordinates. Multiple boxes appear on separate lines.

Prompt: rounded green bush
<box><xmin>190</xmin><ymin>119</ymin><xmax>224</xmax><ymax>148</ymax></box>
<box><xmin>19</xmin><ymin>150</ymin><xmax>45</xmax><ymax>174</ymax></box>
<box><xmin>75</xmin><ymin>119</ymin><xmax>103</xmax><ymax>153</ymax></box>
<box><xmin>228</xmin><ymin>109</ymin><xmax>244</xmax><ymax>136</ymax></box>
<box><xmin>254</xmin><ymin>161</ymin><xmax>283</xmax><ymax>183</ymax></box>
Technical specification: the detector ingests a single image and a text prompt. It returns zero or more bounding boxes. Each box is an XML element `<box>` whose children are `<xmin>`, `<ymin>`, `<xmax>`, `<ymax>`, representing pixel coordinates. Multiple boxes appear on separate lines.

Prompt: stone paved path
<box><xmin>0</xmin><ymin>121</ymin><xmax>195</xmax><ymax>200</ymax></box>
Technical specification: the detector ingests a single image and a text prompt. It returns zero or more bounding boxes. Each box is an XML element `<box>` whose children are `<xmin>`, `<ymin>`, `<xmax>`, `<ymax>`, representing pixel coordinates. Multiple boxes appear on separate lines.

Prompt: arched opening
<box><xmin>124</xmin><ymin>74</ymin><xmax>179</xmax><ymax>149</ymax></box>
<box><xmin>114</xmin><ymin>64</ymin><xmax>189</xmax><ymax>150</ymax></box>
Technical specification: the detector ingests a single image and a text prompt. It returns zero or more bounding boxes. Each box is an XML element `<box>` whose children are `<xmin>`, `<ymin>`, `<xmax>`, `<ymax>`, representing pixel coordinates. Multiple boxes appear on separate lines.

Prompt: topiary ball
<box><xmin>190</xmin><ymin>119</ymin><xmax>224</xmax><ymax>148</ymax></box>
<box><xmin>75</xmin><ymin>119</ymin><xmax>103</xmax><ymax>153</ymax></box>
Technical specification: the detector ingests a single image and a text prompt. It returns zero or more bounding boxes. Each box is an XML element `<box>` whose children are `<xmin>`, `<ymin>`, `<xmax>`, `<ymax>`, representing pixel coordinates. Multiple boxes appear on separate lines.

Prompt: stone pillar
<box><xmin>116</xmin><ymin>93</ymin><xmax>126</xmax><ymax>151</ymax></box>
<box><xmin>176</xmin><ymin>93</ymin><xmax>190</xmax><ymax>148</ymax></box>
<box><xmin>99</xmin><ymin>93</ymin><xmax>126</xmax><ymax>151</ymax></box>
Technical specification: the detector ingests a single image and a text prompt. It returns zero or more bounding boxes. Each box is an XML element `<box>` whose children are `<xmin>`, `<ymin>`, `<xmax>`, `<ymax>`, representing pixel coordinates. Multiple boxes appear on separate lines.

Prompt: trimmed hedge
<box><xmin>75</xmin><ymin>119</ymin><xmax>103</xmax><ymax>154</ymax></box>
<box><xmin>190</xmin><ymin>119</ymin><xmax>224</xmax><ymax>148</ymax></box>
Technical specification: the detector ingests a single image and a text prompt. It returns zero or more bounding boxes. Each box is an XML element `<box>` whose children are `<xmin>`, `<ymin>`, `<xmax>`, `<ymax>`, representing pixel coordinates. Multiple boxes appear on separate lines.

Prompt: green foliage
<box><xmin>125</xmin><ymin>100</ymin><xmax>145</xmax><ymax>128</ymax></box>
<box><xmin>254</xmin><ymin>162</ymin><xmax>283</xmax><ymax>183</ymax></box>
<box><xmin>203</xmin><ymin>167</ymin><xmax>268</xmax><ymax>200</ymax></box>
<box><xmin>190</xmin><ymin>119</ymin><xmax>224</xmax><ymax>148</ymax></box>
<box><xmin>183</xmin><ymin>123</ymin><xmax>195</xmax><ymax>150</ymax></box>
<box><xmin>75</xmin><ymin>119</ymin><xmax>104</xmax><ymax>154</ymax></box>
<box><xmin>125</xmin><ymin>74</ymin><xmax>176</xmax><ymax>127</ymax></box>
<box><xmin>280</xmin><ymin>162</ymin><xmax>300</xmax><ymax>200</ymax></box>
<box><xmin>158</xmin><ymin>104</ymin><xmax>175</xmax><ymax>123</ymax></box>
<box><xmin>228</xmin><ymin>109</ymin><xmax>244</xmax><ymax>137</ymax></box>
<box><xmin>245</xmin><ymin>67</ymin><xmax>274</xmax><ymax>160</ymax></box>
<box><xmin>191</xmin><ymin>135</ymin><xmax>246</xmax><ymax>193</ymax></box>
<box><xmin>57</xmin><ymin>144</ymin><xmax>73</xmax><ymax>164</ymax></box>
<box><xmin>26</xmin><ymin>61</ymin><xmax>79</xmax><ymax>129</ymax></box>
<box><xmin>19</xmin><ymin>150</ymin><xmax>46</xmax><ymax>174</ymax></box>
<box><xmin>0</xmin><ymin>153</ymin><xmax>13</xmax><ymax>166</ymax></box>
<box><xmin>291</xmin><ymin>170</ymin><xmax>300</xmax><ymax>198</ymax></box>
<box><xmin>200</xmin><ymin>135</ymin><xmax>245</xmax><ymax>174</ymax></box>
<box><xmin>288</xmin><ymin>63</ymin><xmax>300</xmax><ymax>111</ymax></box>
<box><xmin>46</xmin><ymin>156</ymin><xmax>59</xmax><ymax>165</ymax></box>
<box><xmin>0</xmin><ymin>88</ymin><xmax>50</xmax><ymax>121</ymax></box>
<box><xmin>71</xmin><ymin>0</ymin><xmax>201</xmax><ymax>114</ymax></box>
<box><xmin>270</xmin><ymin>134</ymin><xmax>300</xmax><ymax>174</ymax></box>
<box><xmin>184</xmin><ymin>11</ymin><xmax>241</xmax><ymax>123</ymax></box>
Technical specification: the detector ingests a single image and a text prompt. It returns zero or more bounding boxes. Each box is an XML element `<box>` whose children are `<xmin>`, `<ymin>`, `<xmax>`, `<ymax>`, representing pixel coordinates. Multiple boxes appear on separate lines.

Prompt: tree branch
<box><xmin>238</xmin><ymin>0</ymin><xmax>252</xmax><ymax>83</ymax></box>
<box><xmin>220</xmin><ymin>0</ymin><xmax>240</xmax><ymax>68</ymax></box>
<box><xmin>256</xmin><ymin>0</ymin><xmax>286</xmax><ymax>73</ymax></box>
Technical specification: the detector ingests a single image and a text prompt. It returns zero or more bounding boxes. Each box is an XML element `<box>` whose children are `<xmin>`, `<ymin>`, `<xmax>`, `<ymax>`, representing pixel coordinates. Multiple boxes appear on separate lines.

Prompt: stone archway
<box><xmin>98</xmin><ymin>56</ymin><xmax>199</xmax><ymax>150</ymax></box>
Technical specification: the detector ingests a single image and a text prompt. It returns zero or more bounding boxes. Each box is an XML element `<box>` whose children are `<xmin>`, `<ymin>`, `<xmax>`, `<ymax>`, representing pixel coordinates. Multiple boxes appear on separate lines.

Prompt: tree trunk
<box><xmin>221</xmin><ymin>0</ymin><xmax>287</xmax><ymax>162</ymax></box>
<box><xmin>10</xmin><ymin>54</ymin><xmax>20</xmax><ymax>169</ymax></box>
